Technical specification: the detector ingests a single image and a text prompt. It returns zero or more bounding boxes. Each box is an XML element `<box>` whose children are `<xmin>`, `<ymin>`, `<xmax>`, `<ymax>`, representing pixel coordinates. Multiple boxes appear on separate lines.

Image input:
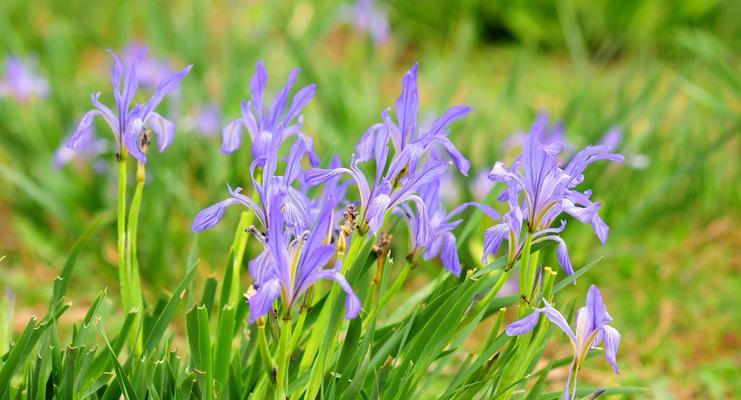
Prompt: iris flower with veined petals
<box><xmin>66</xmin><ymin>49</ymin><xmax>192</xmax><ymax>164</ymax></box>
<box><xmin>483</xmin><ymin>113</ymin><xmax>623</xmax><ymax>275</ymax></box>
<box><xmin>221</xmin><ymin>60</ymin><xmax>319</xmax><ymax>166</ymax></box>
<box><xmin>247</xmin><ymin>190</ymin><xmax>360</xmax><ymax>322</ymax></box>
<box><xmin>506</xmin><ymin>285</ymin><xmax>620</xmax><ymax>400</ymax></box>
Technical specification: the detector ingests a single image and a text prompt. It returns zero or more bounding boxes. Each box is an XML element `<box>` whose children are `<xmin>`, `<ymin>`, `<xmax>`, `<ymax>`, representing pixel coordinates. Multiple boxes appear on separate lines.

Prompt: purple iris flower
<box><xmin>396</xmin><ymin>178</ymin><xmax>498</xmax><ymax>276</ymax></box>
<box><xmin>483</xmin><ymin>113</ymin><xmax>623</xmax><ymax>275</ymax></box>
<box><xmin>506</xmin><ymin>285</ymin><xmax>621</xmax><ymax>399</ymax></box>
<box><xmin>305</xmin><ymin>64</ymin><xmax>472</xmax><ymax>249</ymax></box>
<box><xmin>66</xmin><ymin>49</ymin><xmax>192</xmax><ymax>164</ymax></box>
<box><xmin>246</xmin><ymin>189</ymin><xmax>360</xmax><ymax>322</ymax></box>
<box><xmin>0</xmin><ymin>57</ymin><xmax>49</xmax><ymax>102</ymax></box>
<box><xmin>192</xmin><ymin>128</ymin><xmax>315</xmax><ymax>235</ymax></box>
<box><xmin>221</xmin><ymin>61</ymin><xmax>319</xmax><ymax>165</ymax></box>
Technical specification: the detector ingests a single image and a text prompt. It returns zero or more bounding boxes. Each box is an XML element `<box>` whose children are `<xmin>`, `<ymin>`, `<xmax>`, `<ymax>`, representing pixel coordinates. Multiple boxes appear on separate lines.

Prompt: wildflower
<box><xmin>221</xmin><ymin>61</ymin><xmax>318</xmax><ymax>165</ymax></box>
<box><xmin>306</xmin><ymin>64</ymin><xmax>471</xmax><ymax>249</ymax></box>
<box><xmin>396</xmin><ymin>178</ymin><xmax>498</xmax><ymax>276</ymax></box>
<box><xmin>67</xmin><ymin>49</ymin><xmax>192</xmax><ymax>164</ymax></box>
<box><xmin>506</xmin><ymin>285</ymin><xmax>620</xmax><ymax>400</ymax></box>
<box><xmin>0</xmin><ymin>57</ymin><xmax>49</xmax><ymax>102</ymax></box>
<box><xmin>247</xmin><ymin>190</ymin><xmax>360</xmax><ymax>322</ymax></box>
<box><xmin>482</xmin><ymin>113</ymin><xmax>623</xmax><ymax>274</ymax></box>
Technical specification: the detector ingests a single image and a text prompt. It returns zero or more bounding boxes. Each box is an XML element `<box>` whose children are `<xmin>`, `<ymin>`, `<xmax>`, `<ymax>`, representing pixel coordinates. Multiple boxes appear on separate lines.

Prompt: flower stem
<box><xmin>125</xmin><ymin>159</ymin><xmax>146</xmax><ymax>353</ymax></box>
<box><xmin>116</xmin><ymin>152</ymin><xmax>129</xmax><ymax>311</ymax></box>
<box><xmin>518</xmin><ymin>232</ymin><xmax>534</xmax><ymax>316</ymax></box>
<box><xmin>565</xmin><ymin>357</ymin><xmax>579</xmax><ymax>400</ymax></box>
<box><xmin>275</xmin><ymin>316</ymin><xmax>292</xmax><ymax>399</ymax></box>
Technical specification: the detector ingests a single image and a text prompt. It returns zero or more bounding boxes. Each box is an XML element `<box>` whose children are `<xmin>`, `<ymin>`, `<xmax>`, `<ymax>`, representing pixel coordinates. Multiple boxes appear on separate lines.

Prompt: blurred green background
<box><xmin>0</xmin><ymin>0</ymin><xmax>738</xmax><ymax>398</ymax></box>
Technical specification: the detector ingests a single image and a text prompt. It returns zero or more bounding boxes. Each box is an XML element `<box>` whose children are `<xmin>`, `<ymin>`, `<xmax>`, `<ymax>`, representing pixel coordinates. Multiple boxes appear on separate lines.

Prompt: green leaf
<box><xmin>143</xmin><ymin>263</ymin><xmax>197</xmax><ymax>353</ymax></box>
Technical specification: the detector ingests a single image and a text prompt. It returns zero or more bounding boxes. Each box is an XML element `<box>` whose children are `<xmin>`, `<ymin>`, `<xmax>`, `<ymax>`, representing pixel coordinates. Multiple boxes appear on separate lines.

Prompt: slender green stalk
<box><xmin>125</xmin><ymin>152</ymin><xmax>148</xmax><ymax>353</ymax></box>
<box><xmin>565</xmin><ymin>358</ymin><xmax>579</xmax><ymax>400</ymax></box>
<box><xmin>518</xmin><ymin>232</ymin><xmax>534</xmax><ymax>316</ymax></box>
<box><xmin>275</xmin><ymin>316</ymin><xmax>292</xmax><ymax>399</ymax></box>
<box><xmin>116</xmin><ymin>152</ymin><xmax>129</xmax><ymax>312</ymax></box>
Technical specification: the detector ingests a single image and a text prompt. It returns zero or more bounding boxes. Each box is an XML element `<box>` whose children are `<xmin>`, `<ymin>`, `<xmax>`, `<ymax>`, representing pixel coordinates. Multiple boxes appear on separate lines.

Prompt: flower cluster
<box><xmin>482</xmin><ymin>113</ymin><xmax>624</xmax><ymax>275</ymax></box>
<box><xmin>61</xmin><ymin>48</ymin><xmax>625</xmax><ymax>395</ymax></box>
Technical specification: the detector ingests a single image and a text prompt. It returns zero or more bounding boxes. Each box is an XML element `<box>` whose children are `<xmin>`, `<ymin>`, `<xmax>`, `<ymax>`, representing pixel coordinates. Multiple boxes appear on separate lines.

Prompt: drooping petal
<box><xmin>601</xmin><ymin>325</ymin><xmax>621</xmax><ymax>374</ymax></box>
<box><xmin>192</xmin><ymin>196</ymin><xmax>240</xmax><ymax>232</ymax></box>
<box><xmin>90</xmin><ymin>92</ymin><xmax>118</xmax><ymax>133</ymax></box>
<box><xmin>533</xmin><ymin>235</ymin><xmax>574</xmax><ymax>276</ymax></box>
<box><xmin>440</xmin><ymin>232</ymin><xmax>461</xmax><ymax>276</ymax></box>
<box><xmin>68</xmin><ymin>110</ymin><xmax>103</xmax><ymax>149</ymax></box>
<box><xmin>248</xmin><ymin>278</ymin><xmax>282</xmax><ymax>323</ymax></box>
<box><xmin>221</xmin><ymin>119</ymin><xmax>244</xmax><ymax>154</ymax></box>
<box><xmin>300</xmin><ymin>266</ymin><xmax>361</xmax><ymax>319</ymax></box>
<box><xmin>482</xmin><ymin>223</ymin><xmax>509</xmax><ymax>263</ymax></box>
<box><xmin>506</xmin><ymin>311</ymin><xmax>541</xmax><ymax>336</ymax></box>
<box><xmin>591</xmin><ymin>213</ymin><xmax>610</xmax><ymax>244</ymax></box>
<box><xmin>556</xmin><ymin>238</ymin><xmax>574</xmax><ymax>276</ymax></box>
<box><xmin>439</xmin><ymin>136</ymin><xmax>470</xmax><ymax>175</ymax></box>
<box><xmin>541</xmin><ymin>300</ymin><xmax>577</xmax><ymax>346</ymax></box>
<box><xmin>145</xmin><ymin>111</ymin><xmax>175</xmax><ymax>152</ymax></box>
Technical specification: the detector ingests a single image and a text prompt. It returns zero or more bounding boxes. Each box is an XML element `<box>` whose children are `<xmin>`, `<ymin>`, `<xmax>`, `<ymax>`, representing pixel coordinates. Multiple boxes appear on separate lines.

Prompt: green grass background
<box><xmin>0</xmin><ymin>0</ymin><xmax>738</xmax><ymax>398</ymax></box>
